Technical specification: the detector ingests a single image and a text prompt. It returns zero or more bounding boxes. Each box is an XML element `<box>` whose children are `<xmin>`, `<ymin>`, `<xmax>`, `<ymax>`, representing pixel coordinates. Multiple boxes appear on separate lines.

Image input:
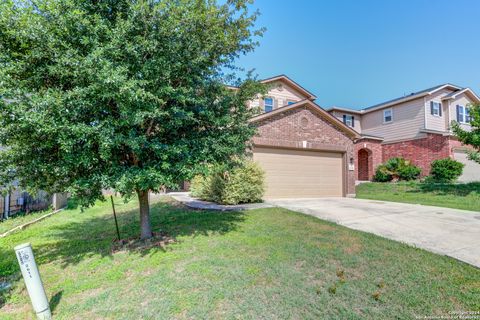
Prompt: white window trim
<box><xmin>457</xmin><ymin>105</ymin><xmax>470</xmax><ymax>124</ymax></box>
<box><xmin>264</xmin><ymin>97</ymin><xmax>274</xmax><ymax>112</ymax></box>
<box><xmin>344</xmin><ymin>114</ymin><xmax>354</xmax><ymax>127</ymax></box>
<box><xmin>432</xmin><ymin>102</ymin><xmax>441</xmax><ymax>117</ymax></box>
<box><xmin>383</xmin><ymin>108</ymin><xmax>393</xmax><ymax>124</ymax></box>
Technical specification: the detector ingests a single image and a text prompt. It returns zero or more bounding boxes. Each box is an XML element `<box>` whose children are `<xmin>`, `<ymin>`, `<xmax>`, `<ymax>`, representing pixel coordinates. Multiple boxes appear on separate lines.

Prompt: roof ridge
<box><xmin>363</xmin><ymin>83</ymin><xmax>462</xmax><ymax>111</ymax></box>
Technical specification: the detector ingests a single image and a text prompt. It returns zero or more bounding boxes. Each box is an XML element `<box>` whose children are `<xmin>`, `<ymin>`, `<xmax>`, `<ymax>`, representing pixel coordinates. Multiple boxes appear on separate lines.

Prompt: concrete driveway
<box><xmin>268</xmin><ymin>198</ymin><xmax>480</xmax><ymax>268</ymax></box>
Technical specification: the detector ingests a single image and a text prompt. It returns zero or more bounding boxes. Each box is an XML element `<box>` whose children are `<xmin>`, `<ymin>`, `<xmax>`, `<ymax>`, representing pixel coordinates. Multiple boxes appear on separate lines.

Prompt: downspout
<box><xmin>4</xmin><ymin>192</ymin><xmax>10</xmax><ymax>219</ymax></box>
<box><xmin>447</xmin><ymin>100</ymin><xmax>451</xmax><ymax>132</ymax></box>
<box><xmin>423</xmin><ymin>97</ymin><xmax>427</xmax><ymax>130</ymax></box>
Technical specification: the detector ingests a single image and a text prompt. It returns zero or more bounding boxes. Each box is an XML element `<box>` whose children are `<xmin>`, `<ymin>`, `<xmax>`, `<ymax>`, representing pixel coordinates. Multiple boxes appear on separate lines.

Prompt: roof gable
<box><xmin>328</xmin><ymin>83</ymin><xmax>468</xmax><ymax>115</ymax></box>
<box><xmin>442</xmin><ymin>88</ymin><xmax>480</xmax><ymax>103</ymax></box>
<box><xmin>261</xmin><ymin>75</ymin><xmax>317</xmax><ymax>100</ymax></box>
<box><xmin>363</xmin><ymin>83</ymin><xmax>462</xmax><ymax>112</ymax></box>
<box><xmin>249</xmin><ymin>100</ymin><xmax>360</xmax><ymax>140</ymax></box>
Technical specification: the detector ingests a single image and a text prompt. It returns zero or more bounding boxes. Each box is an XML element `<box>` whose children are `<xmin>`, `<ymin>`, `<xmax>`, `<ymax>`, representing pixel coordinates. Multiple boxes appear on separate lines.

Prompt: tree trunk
<box><xmin>137</xmin><ymin>190</ymin><xmax>153</xmax><ymax>240</ymax></box>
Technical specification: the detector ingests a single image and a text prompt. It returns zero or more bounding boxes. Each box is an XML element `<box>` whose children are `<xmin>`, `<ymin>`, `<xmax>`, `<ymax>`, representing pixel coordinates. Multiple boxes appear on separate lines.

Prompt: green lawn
<box><xmin>0</xmin><ymin>209</ymin><xmax>53</xmax><ymax>235</ymax></box>
<box><xmin>0</xmin><ymin>196</ymin><xmax>479</xmax><ymax>319</ymax></box>
<box><xmin>356</xmin><ymin>181</ymin><xmax>480</xmax><ymax>212</ymax></box>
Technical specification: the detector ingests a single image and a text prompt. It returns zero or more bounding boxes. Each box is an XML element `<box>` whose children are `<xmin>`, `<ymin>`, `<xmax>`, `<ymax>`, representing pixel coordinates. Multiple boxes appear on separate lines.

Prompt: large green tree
<box><xmin>452</xmin><ymin>104</ymin><xmax>480</xmax><ymax>164</ymax></box>
<box><xmin>0</xmin><ymin>0</ymin><xmax>264</xmax><ymax>239</ymax></box>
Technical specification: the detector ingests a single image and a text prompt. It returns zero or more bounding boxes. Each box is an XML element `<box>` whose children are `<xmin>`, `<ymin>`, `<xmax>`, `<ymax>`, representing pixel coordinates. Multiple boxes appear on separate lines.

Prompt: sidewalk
<box><xmin>168</xmin><ymin>192</ymin><xmax>273</xmax><ymax>211</ymax></box>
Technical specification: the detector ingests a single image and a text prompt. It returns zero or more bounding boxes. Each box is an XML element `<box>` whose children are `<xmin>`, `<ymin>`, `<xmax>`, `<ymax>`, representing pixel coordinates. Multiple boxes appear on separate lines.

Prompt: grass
<box><xmin>0</xmin><ymin>196</ymin><xmax>479</xmax><ymax>319</ymax></box>
<box><xmin>356</xmin><ymin>181</ymin><xmax>480</xmax><ymax>211</ymax></box>
<box><xmin>0</xmin><ymin>208</ymin><xmax>53</xmax><ymax>235</ymax></box>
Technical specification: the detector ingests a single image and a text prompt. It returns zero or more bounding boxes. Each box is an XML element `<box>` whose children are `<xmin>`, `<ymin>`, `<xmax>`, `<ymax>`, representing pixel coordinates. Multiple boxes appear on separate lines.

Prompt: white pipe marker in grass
<box><xmin>14</xmin><ymin>243</ymin><xmax>52</xmax><ymax>320</ymax></box>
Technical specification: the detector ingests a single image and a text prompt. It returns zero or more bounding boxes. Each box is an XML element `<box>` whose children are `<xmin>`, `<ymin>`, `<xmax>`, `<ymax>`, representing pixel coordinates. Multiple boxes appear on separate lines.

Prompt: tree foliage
<box><xmin>452</xmin><ymin>104</ymin><xmax>480</xmax><ymax>163</ymax></box>
<box><xmin>0</xmin><ymin>0</ymin><xmax>264</xmax><ymax>238</ymax></box>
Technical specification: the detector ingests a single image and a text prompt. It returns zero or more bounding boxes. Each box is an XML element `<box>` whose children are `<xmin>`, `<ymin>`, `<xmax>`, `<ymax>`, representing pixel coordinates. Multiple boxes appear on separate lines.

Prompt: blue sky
<box><xmin>236</xmin><ymin>0</ymin><xmax>480</xmax><ymax>109</ymax></box>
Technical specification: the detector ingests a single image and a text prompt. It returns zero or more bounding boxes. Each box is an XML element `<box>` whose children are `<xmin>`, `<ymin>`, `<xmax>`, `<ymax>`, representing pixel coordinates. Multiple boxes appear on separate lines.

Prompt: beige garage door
<box><xmin>253</xmin><ymin>147</ymin><xmax>344</xmax><ymax>199</ymax></box>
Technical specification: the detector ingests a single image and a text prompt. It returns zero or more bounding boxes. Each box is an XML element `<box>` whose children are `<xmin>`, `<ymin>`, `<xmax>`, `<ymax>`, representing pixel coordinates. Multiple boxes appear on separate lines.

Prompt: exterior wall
<box><xmin>252</xmin><ymin>106</ymin><xmax>356</xmax><ymax>195</ymax></box>
<box><xmin>249</xmin><ymin>80</ymin><xmax>307</xmax><ymax>111</ymax></box>
<box><xmin>453</xmin><ymin>149</ymin><xmax>480</xmax><ymax>183</ymax></box>
<box><xmin>52</xmin><ymin>193</ymin><xmax>69</xmax><ymax>210</ymax></box>
<box><xmin>330</xmin><ymin>110</ymin><xmax>362</xmax><ymax>133</ymax></box>
<box><xmin>448</xmin><ymin>93</ymin><xmax>474</xmax><ymax>132</ymax></box>
<box><xmin>425</xmin><ymin>88</ymin><xmax>455</xmax><ymax>132</ymax></box>
<box><xmin>381</xmin><ymin>134</ymin><xmax>469</xmax><ymax>176</ymax></box>
<box><xmin>361</xmin><ymin>97</ymin><xmax>425</xmax><ymax>143</ymax></box>
<box><xmin>354</xmin><ymin>139</ymin><xmax>383</xmax><ymax>181</ymax></box>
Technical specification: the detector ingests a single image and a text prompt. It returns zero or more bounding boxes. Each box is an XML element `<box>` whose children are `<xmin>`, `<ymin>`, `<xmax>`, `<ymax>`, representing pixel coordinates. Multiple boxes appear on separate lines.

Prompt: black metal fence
<box><xmin>0</xmin><ymin>190</ymin><xmax>52</xmax><ymax>221</ymax></box>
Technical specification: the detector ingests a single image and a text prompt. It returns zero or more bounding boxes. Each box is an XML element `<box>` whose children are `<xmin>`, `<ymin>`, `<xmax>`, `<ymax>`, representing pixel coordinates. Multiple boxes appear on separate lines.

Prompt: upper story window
<box><xmin>287</xmin><ymin>100</ymin><xmax>296</xmax><ymax>106</ymax></box>
<box><xmin>342</xmin><ymin>114</ymin><xmax>355</xmax><ymax>127</ymax></box>
<box><xmin>264</xmin><ymin>97</ymin><xmax>274</xmax><ymax>112</ymax></box>
<box><xmin>383</xmin><ymin>109</ymin><xmax>393</xmax><ymax>123</ymax></box>
<box><xmin>456</xmin><ymin>105</ymin><xmax>470</xmax><ymax>123</ymax></box>
<box><xmin>430</xmin><ymin>102</ymin><xmax>442</xmax><ymax>116</ymax></box>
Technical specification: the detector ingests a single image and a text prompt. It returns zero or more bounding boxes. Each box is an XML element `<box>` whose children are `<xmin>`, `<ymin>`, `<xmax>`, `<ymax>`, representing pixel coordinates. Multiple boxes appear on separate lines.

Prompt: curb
<box><xmin>0</xmin><ymin>208</ymin><xmax>64</xmax><ymax>238</ymax></box>
<box><xmin>168</xmin><ymin>193</ymin><xmax>273</xmax><ymax>211</ymax></box>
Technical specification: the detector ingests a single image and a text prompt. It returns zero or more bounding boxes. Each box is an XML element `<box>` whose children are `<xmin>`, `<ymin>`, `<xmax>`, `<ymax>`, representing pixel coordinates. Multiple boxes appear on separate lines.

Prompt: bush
<box><xmin>190</xmin><ymin>174</ymin><xmax>212</xmax><ymax>199</ymax></box>
<box><xmin>373</xmin><ymin>157</ymin><xmax>421</xmax><ymax>182</ymax></box>
<box><xmin>221</xmin><ymin>161</ymin><xmax>265</xmax><ymax>205</ymax></box>
<box><xmin>429</xmin><ymin>158</ymin><xmax>464</xmax><ymax>183</ymax></box>
<box><xmin>190</xmin><ymin>160</ymin><xmax>265</xmax><ymax>205</ymax></box>
<box><xmin>398</xmin><ymin>164</ymin><xmax>422</xmax><ymax>181</ymax></box>
<box><xmin>373</xmin><ymin>164</ymin><xmax>391</xmax><ymax>182</ymax></box>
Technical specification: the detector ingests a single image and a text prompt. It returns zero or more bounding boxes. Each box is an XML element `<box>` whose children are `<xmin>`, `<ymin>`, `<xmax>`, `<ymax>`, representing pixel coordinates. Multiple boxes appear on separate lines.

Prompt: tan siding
<box><xmin>425</xmin><ymin>88</ymin><xmax>455</xmax><ymax>132</ymax></box>
<box><xmin>249</xmin><ymin>99</ymin><xmax>260</xmax><ymax>109</ymax></box>
<box><xmin>249</xmin><ymin>80</ymin><xmax>307</xmax><ymax>111</ymax></box>
<box><xmin>330</xmin><ymin>111</ymin><xmax>362</xmax><ymax>133</ymax></box>
<box><xmin>449</xmin><ymin>93</ymin><xmax>474</xmax><ymax>132</ymax></box>
<box><xmin>266</xmin><ymin>81</ymin><xmax>306</xmax><ymax>107</ymax></box>
<box><xmin>361</xmin><ymin>97</ymin><xmax>425</xmax><ymax>142</ymax></box>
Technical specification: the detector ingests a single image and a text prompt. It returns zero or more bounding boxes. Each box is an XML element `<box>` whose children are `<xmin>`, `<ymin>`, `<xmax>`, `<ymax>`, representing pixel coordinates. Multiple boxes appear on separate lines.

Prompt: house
<box><xmin>246</xmin><ymin>75</ymin><xmax>360</xmax><ymax>199</ymax></box>
<box><xmin>327</xmin><ymin>84</ymin><xmax>480</xmax><ymax>182</ymax></box>
<box><xmin>245</xmin><ymin>75</ymin><xmax>479</xmax><ymax>199</ymax></box>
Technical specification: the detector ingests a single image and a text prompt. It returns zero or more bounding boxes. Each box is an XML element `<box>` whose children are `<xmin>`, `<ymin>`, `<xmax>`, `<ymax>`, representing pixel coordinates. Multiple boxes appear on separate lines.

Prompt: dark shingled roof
<box><xmin>364</xmin><ymin>83</ymin><xmax>463</xmax><ymax>110</ymax></box>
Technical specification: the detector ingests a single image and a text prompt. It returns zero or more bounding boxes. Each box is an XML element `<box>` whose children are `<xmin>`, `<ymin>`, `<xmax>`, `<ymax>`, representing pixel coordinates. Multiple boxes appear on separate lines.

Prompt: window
<box><xmin>430</xmin><ymin>101</ymin><xmax>442</xmax><ymax>116</ymax></box>
<box><xmin>383</xmin><ymin>109</ymin><xmax>393</xmax><ymax>123</ymax></box>
<box><xmin>457</xmin><ymin>105</ymin><xmax>471</xmax><ymax>123</ymax></box>
<box><xmin>264</xmin><ymin>97</ymin><xmax>274</xmax><ymax>112</ymax></box>
<box><xmin>287</xmin><ymin>100</ymin><xmax>296</xmax><ymax>106</ymax></box>
<box><xmin>342</xmin><ymin>114</ymin><xmax>355</xmax><ymax>127</ymax></box>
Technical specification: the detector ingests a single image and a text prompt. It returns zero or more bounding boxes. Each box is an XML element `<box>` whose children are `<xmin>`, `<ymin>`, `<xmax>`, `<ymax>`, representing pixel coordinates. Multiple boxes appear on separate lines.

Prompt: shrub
<box><xmin>373</xmin><ymin>165</ymin><xmax>391</xmax><ymax>182</ymax></box>
<box><xmin>398</xmin><ymin>164</ymin><xmax>422</xmax><ymax>181</ymax></box>
<box><xmin>189</xmin><ymin>160</ymin><xmax>265</xmax><ymax>205</ymax></box>
<box><xmin>429</xmin><ymin>158</ymin><xmax>464</xmax><ymax>183</ymax></box>
<box><xmin>190</xmin><ymin>174</ymin><xmax>212</xmax><ymax>199</ymax></box>
<box><xmin>221</xmin><ymin>161</ymin><xmax>265</xmax><ymax>205</ymax></box>
<box><xmin>373</xmin><ymin>157</ymin><xmax>421</xmax><ymax>182</ymax></box>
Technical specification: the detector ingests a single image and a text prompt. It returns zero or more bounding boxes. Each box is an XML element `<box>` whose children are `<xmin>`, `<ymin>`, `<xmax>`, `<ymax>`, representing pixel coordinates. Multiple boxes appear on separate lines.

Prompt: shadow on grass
<box><xmin>0</xmin><ymin>199</ymin><xmax>245</xmax><ymax>277</ymax></box>
<box><xmin>409</xmin><ymin>182</ymin><xmax>480</xmax><ymax>197</ymax></box>
<box><xmin>50</xmin><ymin>290</ymin><xmax>63</xmax><ymax>313</ymax></box>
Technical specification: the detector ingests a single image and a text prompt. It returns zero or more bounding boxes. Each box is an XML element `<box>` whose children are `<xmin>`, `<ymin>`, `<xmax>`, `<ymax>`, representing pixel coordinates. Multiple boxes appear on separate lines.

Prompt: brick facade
<box><xmin>381</xmin><ymin>134</ymin><xmax>467</xmax><ymax>176</ymax></box>
<box><xmin>354</xmin><ymin>138</ymin><xmax>383</xmax><ymax>181</ymax></box>
<box><xmin>252</xmin><ymin>105</ymin><xmax>357</xmax><ymax>196</ymax></box>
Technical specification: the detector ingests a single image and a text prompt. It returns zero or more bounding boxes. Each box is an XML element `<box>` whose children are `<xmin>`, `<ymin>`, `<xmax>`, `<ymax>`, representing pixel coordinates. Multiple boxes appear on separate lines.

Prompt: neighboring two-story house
<box><xmin>244</xmin><ymin>75</ymin><xmax>479</xmax><ymax>199</ymax></box>
<box><xmin>327</xmin><ymin>84</ymin><xmax>480</xmax><ymax>182</ymax></box>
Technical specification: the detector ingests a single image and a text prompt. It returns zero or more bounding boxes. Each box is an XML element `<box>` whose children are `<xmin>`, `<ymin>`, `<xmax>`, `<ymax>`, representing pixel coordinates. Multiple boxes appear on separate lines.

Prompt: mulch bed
<box><xmin>111</xmin><ymin>232</ymin><xmax>175</xmax><ymax>253</ymax></box>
